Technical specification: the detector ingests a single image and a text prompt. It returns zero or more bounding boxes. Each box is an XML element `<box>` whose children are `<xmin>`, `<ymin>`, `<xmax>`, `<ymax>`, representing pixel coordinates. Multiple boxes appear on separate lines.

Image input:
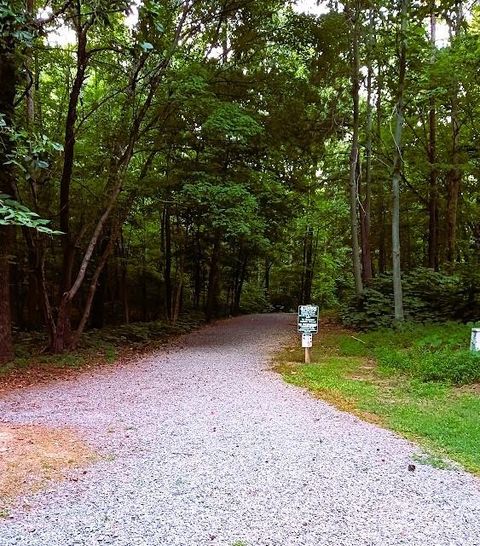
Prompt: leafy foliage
<box><xmin>0</xmin><ymin>194</ymin><xmax>61</xmax><ymax>234</ymax></box>
<box><xmin>341</xmin><ymin>268</ymin><xmax>480</xmax><ymax>329</ymax></box>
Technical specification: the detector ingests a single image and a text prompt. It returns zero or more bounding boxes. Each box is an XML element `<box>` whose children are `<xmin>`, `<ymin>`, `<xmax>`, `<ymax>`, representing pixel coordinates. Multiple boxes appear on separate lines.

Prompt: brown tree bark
<box><xmin>445</xmin><ymin>3</ymin><xmax>463</xmax><ymax>263</ymax></box>
<box><xmin>427</xmin><ymin>10</ymin><xmax>439</xmax><ymax>269</ymax></box>
<box><xmin>347</xmin><ymin>1</ymin><xmax>364</xmax><ymax>296</ymax></box>
<box><xmin>193</xmin><ymin>228</ymin><xmax>202</xmax><ymax>309</ymax></box>
<box><xmin>361</xmin><ymin>11</ymin><xmax>374</xmax><ymax>283</ymax></box>
<box><xmin>206</xmin><ymin>237</ymin><xmax>221</xmax><ymax>321</ymax></box>
<box><xmin>391</xmin><ymin>0</ymin><xmax>408</xmax><ymax>323</ymax></box>
<box><xmin>162</xmin><ymin>205</ymin><xmax>172</xmax><ymax>321</ymax></box>
<box><xmin>376</xmin><ymin>67</ymin><xmax>387</xmax><ymax>275</ymax></box>
<box><xmin>232</xmin><ymin>253</ymin><xmax>248</xmax><ymax>314</ymax></box>
<box><xmin>56</xmin><ymin>15</ymin><xmax>91</xmax><ymax>348</ymax></box>
<box><xmin>0</xmin><ymin>26</ymin><xmax>17</xmax><ymax>365</ymax></box>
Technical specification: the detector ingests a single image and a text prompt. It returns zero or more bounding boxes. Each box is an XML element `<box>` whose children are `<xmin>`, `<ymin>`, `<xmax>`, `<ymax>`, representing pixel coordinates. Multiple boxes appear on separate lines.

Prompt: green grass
<box><xmin>277</xmin><ymin>321</ymin><xmax>480</xmax><ymax>474</ymax></box>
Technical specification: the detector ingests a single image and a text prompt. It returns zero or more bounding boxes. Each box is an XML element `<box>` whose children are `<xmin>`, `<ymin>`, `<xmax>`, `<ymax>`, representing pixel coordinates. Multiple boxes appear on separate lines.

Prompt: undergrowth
<box><xmin>2</xmin><ymin>312</ymin><xmax>206</xmax><ymax>381</ymax></box>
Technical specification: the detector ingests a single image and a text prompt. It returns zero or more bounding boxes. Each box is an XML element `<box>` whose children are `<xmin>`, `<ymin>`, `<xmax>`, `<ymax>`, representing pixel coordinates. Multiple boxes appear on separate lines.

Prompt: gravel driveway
<box><xmin>0</xmin><ymin>313</ymin><xmax>479</xmax><ymax>546</ymax></box>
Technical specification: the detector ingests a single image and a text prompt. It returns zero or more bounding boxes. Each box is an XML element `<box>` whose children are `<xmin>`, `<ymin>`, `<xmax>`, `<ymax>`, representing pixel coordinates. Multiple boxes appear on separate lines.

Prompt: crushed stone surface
<box><xmin>0</xmin><ymin>313</ymin><xmax>479</xmax><ymax>546</ymax></box>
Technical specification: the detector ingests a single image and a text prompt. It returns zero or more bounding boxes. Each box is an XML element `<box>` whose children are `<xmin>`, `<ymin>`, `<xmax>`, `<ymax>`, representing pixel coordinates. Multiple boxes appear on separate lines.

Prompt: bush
<box><xmin>341</xmin><ymin>268</ymin><xmax>480</xmax><ymax>329</ymax></box>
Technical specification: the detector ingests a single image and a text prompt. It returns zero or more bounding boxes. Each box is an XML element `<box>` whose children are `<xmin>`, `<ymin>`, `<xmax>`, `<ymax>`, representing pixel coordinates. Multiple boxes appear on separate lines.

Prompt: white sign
<box><xmin>471</xmin><ymin>328</ymin><xmax>480</xmax><ymax>352</ymax></box>
<box><xmin>298</xmin><ymin>305</ymin><xmax>319</xmax><ymax>334</ymax></box>
<box><xmin>301</xmin><ymin>333</ymin><xmax>312</xmax><ymax>348</ymax></box>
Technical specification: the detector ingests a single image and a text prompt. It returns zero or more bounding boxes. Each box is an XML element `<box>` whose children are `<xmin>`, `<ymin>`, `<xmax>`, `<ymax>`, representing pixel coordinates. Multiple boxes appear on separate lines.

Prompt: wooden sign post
<box><xmin>298</xmin><ymin>305</ymin><xmax>319</xmax><ymax>363</ymax></box>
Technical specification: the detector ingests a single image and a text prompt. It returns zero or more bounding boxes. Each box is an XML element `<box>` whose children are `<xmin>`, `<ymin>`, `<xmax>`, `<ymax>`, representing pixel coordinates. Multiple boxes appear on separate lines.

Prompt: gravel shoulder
<box><xmin>0</xmin><ymin>313</ymin><xmax>479</xmax><ymax>546</ymax></box>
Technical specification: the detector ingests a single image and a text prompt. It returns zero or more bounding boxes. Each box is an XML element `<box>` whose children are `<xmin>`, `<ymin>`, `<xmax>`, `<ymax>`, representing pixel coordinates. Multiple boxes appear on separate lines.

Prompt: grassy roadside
<box><xmin>275</xmin><ymin>319</ymin><xmax>480</xmax><ymax>474</ymax></box>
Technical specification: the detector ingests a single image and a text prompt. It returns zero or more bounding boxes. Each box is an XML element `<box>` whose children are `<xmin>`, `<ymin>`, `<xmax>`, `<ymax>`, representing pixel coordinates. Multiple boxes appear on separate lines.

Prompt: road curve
<box><xmin>0</xmin><ymin>313</ymin><xmax>479</xmax><ymax>546</ymax></box>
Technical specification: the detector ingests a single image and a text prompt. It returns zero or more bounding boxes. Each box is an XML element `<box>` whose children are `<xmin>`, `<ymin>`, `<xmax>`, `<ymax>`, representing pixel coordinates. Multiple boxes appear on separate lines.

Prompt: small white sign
<box><xmin>471</xmin><ymin>328</ymin><xmax>480</xmax><ymax>352</ymax></box>
<box><xmin>301</xmin><ymin>333</ymin><xmax>313</xmax><ymax>348</ymax></box>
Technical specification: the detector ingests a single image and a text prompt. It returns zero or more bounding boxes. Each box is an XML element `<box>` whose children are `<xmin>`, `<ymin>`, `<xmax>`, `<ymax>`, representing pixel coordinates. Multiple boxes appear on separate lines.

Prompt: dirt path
<box><xmin>0</xmin><ymin>314</ymin><xmax>479</xmax><ymax>546</ymax></box>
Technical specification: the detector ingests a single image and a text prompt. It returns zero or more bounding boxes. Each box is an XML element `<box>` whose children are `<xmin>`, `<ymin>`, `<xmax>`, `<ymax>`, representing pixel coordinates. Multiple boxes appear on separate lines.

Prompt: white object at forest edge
<box><xmin>470</xmin><ymin>328</ymin><xmax>480</xmax><ymax>352</ymax></box>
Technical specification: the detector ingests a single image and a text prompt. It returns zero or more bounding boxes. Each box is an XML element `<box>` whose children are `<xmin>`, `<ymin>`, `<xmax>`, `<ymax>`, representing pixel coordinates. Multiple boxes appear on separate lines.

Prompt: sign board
<box><xmin>301</xmin><ymin>333</ymin><xmax>312</xmax><ymax>348</ymax></box>
<box><xmin>298</xmin><ymin>305</ymin><xmax>319</xmax><ymax>334</ymax></box>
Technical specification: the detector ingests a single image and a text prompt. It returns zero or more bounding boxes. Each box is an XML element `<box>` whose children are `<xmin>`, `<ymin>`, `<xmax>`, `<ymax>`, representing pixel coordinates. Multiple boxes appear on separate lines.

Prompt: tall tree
<box><xmin>0</xmin><ymin>1</ymin><xmax>18</xmax><ymax>364</ymax></box>
<box><xmin>347</xmin><ymin>1</ymin><xmax>363</xmax><ymax>296</ymax></box>
<box><xmin>427</xmin><ymin>5</ymin><xmax>439</xmax><ymax>269</ymax></box>
<box><xmin>391</xmin><ymin>0</ymin><xmax>409</xmax><ymax>323</ymax></box>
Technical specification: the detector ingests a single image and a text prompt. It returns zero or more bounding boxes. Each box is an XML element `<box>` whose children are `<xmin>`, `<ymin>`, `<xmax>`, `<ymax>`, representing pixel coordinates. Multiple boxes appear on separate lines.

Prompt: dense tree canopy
<box><xmin>1</xmin><ymin>0</ymin><xmax>479</xmax><ymax>362</ymax></box>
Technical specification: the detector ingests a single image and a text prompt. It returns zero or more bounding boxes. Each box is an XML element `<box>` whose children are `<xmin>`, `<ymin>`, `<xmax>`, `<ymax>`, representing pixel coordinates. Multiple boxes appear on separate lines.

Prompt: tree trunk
<box><xmin>193</xmin><ymin>228</ymin><xmax>202</xmax><ymax>309</ymax></box>
<box><xmin>391</xmin><ymin>0</ymin><xmax>408</xmax><ymax>323</ymax></box>
<box><xmin>376</xmin><ymin>67</ymin><xmax>387</xmax><ymax>275</ymax></box>
<box><xmin>162</xmin><ymin>205</ymin><xmax>172</xmax><ymax>320</ymax></box>
<box><xmin>172</xmin><ymin>255</ymin><xmax>185</xmax><ymax>324</ymax></box>
<box><xmin>0</xmin><ymin>29</ymin><xmax>17</xmax><ymax>365</ymax></box>
<box><xmin>90</xmin><ymin>236</ymin><xmax>109</xmax><ymax>329</ymax></box>
<box><xmin>117</xmin><ymin>231</ymin><xmax>129</xmax><ymax>324</ymax></box>
<box><xmin>206</xmin><ymin>238</ymin><xmax>221</xmax><ymax>321</ymax></box>
<box><xmin>233</xmin><ymin>254</ymin><xmax>248</xmax><ymax>314</ymax></box>
<box><xmin>57</xmin><ymin>21</ymin><xmax>89</xmax><ymax>348</ymax></box>
<box><xmin>348</xmin><ymin>2</ymin><xmax>363</xmax><ymax>296</ymax></box>
<box><xmin>446</xmin><ymin>1</ymin><xmax>463</xmax><ymax>263</ymax></box>
<box><xmin>0</xmin><ymin>228</ymin><xmax>14</xmax><ymax>365</ymax></box>
<box><xmin>427</xmin><ymin>10</ymin><xmax>439</xmax><ymax>270</ymax></box>
<box><xmin>25</xmin><ymin>0</ymin><xmax>35</xmax><ymax>130</ymax></box>
<box><xmin>303</xmin><ymin>226</ymin><xmax>314</xmax><ymax>303</ymax></box>
<box><xmin>264</xmin><ymin>259</ymin><xmax>272</xmax><ymax>293</ymax></box>
<box><xmin>361</xmin><ymin>13</ymin><xmax>374</xmax><ymax>283</ymax></box>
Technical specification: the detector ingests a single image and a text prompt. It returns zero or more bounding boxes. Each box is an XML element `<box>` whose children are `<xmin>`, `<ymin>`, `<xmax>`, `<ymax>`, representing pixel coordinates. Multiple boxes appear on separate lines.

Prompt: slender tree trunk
<box><xmin>427</xmin><ymin>10</ymin><xmax>439</xmax><ymax>270</ymax></box>
<box><xmin>70</xmin><ymin>228</ymin><xmax>119</xmax><ymax>348</ymax></box>
<box><xmin>206</xmin><ymin>237</ymin><xmax>221</xmax><ymax>321</ymax></box>
<box><xmin>348</xmin><ymin>2</ymin><xmax>363</xmax><ymax>296</ymax></box>
<box><xmin>163</xmin><ymin>205</ymin><xmax>172</xmax><ymax>320</ymax></box>
<box><xmin>446</xmin><ymin>1</ymin><xmax>463</xmax><ymax>263</ymax></box>
<box><xmin>193</xmin><ymin>228</ymin><xmax>202</xmax><ymax>309</ymax></box>
<box><xmin>391</xmin><ymin>0</ymin><xmax>408</xmax><ymax>323</ymax></box>
<box><xmin>361</xmin><ymin>14</ymin><xmax>374</xmax><ymax>283</ymax></box>
<box><xmin>56</xmin><ymin>20</ymin><xmax>90</xmax><ymax>349</ymax></box>
<box><xmin>172</xmin><ymin>255</ymin><xmax>185</xmax><ymax>324</ymax></box>
<box><xmin>118</xmin><ymin>232</ymin><xmax>130</xmax><ymax>324</ymax></box>
<box><xmin>0</xmin><ymin>228</ymin><xmax>14</xmax><ymax>365</ymax></box>
<box><xmin>303</xmin><ymin>226</ymin><xmax>314</xmax><ymax>303</ymax></box>
<box><xmin>90</xmin><ymin>235</ymin><xmax>109</xmax><ymax>329</ymax></box>
<box><xmin>375</xmin><ymin>61</ymin><xmax>387</xmax><ymax>275</ymax></box>
<box><xmin>0</xmin><ymin>29</ymin><xmax>17</xmax><ymax>365</ymax></box>
<box><xmin>25</xmin><ymin>0</ymin><xmax>35</xmax><ymax>130</ymax></box>
<box><xmin>233</xmin><ymin>254</ymin><xmax>248</xmax><ymax>314</ymax></box>
<box><xmin>264</xmin><ymin>259</ymin><xmax>272</xmax><ymax>293</ymax></box>
<box><xmin>51</xmin><ymin>181</ymin><xmax>123</xmax><ymax>352</ymax></box>
<box><xmin>446</xmin><ymin>129</ymin><xmax>461</xmax><ymax>263</ymax></box>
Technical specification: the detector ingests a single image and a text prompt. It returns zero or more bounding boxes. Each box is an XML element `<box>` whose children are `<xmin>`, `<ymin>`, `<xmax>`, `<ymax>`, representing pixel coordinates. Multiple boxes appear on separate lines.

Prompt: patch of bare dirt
<box><xmin>0</xmin><ymin>423</ymin><xmax>96</xmax><ymax>514</ymax></box>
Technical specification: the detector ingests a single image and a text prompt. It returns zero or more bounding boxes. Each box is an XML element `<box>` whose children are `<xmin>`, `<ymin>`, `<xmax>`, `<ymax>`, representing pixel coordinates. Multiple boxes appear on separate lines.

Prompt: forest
<box><xmin>1</xmin><ymin>0</ymin><xmax>480</xmax><ymax>364</ymax></box>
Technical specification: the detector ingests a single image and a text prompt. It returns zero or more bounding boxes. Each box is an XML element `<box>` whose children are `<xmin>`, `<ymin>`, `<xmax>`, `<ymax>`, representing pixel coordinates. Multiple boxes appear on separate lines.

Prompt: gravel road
<box><xmin>0</xmin><ymin>313</ymin><xmax>479</xmax><ymax>546</ymax></box>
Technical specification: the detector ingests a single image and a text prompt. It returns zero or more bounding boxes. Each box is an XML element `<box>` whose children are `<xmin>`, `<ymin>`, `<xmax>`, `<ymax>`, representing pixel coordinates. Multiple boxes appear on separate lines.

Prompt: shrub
<box><xmin>341</xmin><ymin>268</ymin><xmax>480</xmax><ymax>329</ymax></box>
